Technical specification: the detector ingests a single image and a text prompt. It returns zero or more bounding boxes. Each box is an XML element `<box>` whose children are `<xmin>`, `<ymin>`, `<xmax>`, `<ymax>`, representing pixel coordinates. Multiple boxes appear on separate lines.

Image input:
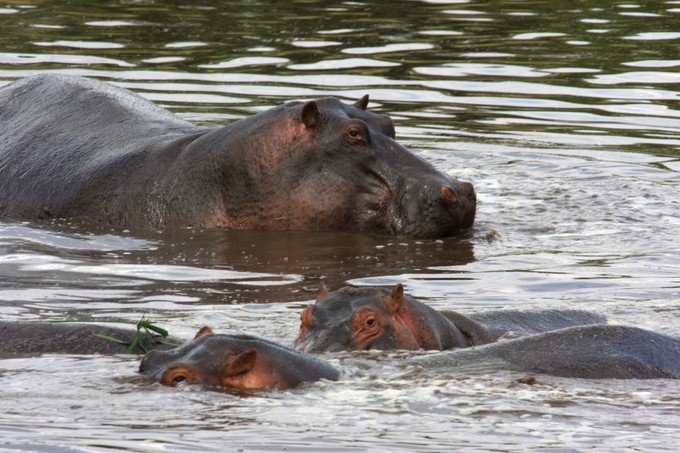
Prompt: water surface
<box><xmin>1</xmin><ymin>1</ymin><xmax>679</xmax><ymax>451</ymax></box>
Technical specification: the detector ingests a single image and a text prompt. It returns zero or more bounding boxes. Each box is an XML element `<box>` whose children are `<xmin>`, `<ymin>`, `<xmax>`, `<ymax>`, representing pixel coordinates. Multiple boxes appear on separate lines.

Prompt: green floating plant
<box><xmin>93</xmin><ymin>315</ymin><xmax>181</xmax><ymax>353</ymax></box>
<box><xmin>47</xmin><ymin>315</ymin><xmax>179</xmax><ymax>353</ymax></box>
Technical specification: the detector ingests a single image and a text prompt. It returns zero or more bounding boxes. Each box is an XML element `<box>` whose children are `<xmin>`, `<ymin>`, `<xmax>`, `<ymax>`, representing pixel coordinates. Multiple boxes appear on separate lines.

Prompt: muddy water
<box><xmin>1</xmin><ymin>0</ymin><xmax>679</xmax><ymax>451</ymax></box>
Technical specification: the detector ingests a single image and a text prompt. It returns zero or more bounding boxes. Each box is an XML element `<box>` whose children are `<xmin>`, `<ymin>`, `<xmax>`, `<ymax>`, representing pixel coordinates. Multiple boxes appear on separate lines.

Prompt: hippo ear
<box><xmin>383</xmin><ymin>283</ymin><xmax>405</xmax><ymax>315</ymax></box>
<box><xmin>316</xmin><ymin>282</ymin><xmax>330</xmax><ymax>303</ymax></box>
<box><xmin>354</xmin><ymin>94</ymin><xmax>369</xmax><ymax>110</ymax></box>
<box><xmin>301</xmin><ymin>101</ymin><xmax>320</xmax><ymax>129</ymax></box>
<box><xmin>391</xmin><ymin>283</ymin><xmax>404</xmax><ymax>302</ymax></box>
<box><xmin>223</xmin><ymin>348</ymin><xmax>258</xmax><ymax>378</ymax></box>
<box><xmin>300</xmin><ymin>304</ymin><xmax>314</xmax><ymax>328</ymax></box>
<box><xmin>194</xmin><ymin>326</ymin><xmax>213</xmax><ymax>338</ymax></box>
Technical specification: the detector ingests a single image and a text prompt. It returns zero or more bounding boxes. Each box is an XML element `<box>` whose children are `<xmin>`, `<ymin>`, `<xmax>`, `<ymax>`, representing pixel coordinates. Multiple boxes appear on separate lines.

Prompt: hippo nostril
<box><xmin>441</xmin><ymin>186</ymin><xmax>458</xmax><ymax>204</ymax></box>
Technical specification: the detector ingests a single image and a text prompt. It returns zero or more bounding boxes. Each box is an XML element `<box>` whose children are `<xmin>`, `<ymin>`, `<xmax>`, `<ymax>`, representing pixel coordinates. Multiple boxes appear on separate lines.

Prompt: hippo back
<box><xmin>409</xmin><ymin>325</ymin><xmax>680</xmax><ymax>379</ymax></box>
<box><xmin>0</xmin><ymin>74</ymin><xmax>202</xmax><ymax>222</ymax></box>
<box><xmin>455</xmin><ymin>309</ymin><xmax>608</xmax><ymax>341</ymax></box>
<box><xmin>0</xmin><ymin>321</ymin><xmax>177</xmax><ymax>356</ymax></box>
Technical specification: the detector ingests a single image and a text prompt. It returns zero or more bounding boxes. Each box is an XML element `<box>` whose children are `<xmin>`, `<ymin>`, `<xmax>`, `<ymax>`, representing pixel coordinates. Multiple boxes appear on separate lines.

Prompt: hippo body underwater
<box><xmin>408</xmin><ymin>325</ymin><xmax>680</xmax><ymax>379</ymax></box>
<box><xmin>0</xmin><ymin>74</ymin><xmax>475</xmax><ymax>237</ymax></box>
<box><xmin>294</xmin><ymin>284</ymin><xmax>608</xmax><ymax>352</ymax></box>
<box><xmin>1</xmin><ymin>317</ymin><xmax>678</xmax><ymax>384</ymax></box>
<box><xmin>0</xmin><ymin>321</ymin><xmax>177</xmax><ymax>356</ymax></box>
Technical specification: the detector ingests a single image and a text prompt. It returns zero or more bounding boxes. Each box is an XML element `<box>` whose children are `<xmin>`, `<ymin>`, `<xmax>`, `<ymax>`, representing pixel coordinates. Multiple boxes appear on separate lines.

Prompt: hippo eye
<box><xmin>347</xmin><ymin>128</ymin><xmax>364</xmax><ymax>142</ymax></box>
<box><xmin>163</xmin><ymin>369</ymin><xmax>191</xmax><ymax>386</ymax></box>
<box><xmin>161</xmin><ymin>364</ymin><xmax>198</xmax><ymax>387</ymax></box>
<box><xmin>344</xmin><ymin>123</ymin><xmax>370</xmax><ymax>145</ymax></box>
<box><xmin>172</xmin><ymin>374</ymin><xmax>187</xmax><ymax>385</ymax></box>
<box><xmin>365</xmin><ymin>316</ymin><xmax>377</xmax><ymax>327</ymax></box>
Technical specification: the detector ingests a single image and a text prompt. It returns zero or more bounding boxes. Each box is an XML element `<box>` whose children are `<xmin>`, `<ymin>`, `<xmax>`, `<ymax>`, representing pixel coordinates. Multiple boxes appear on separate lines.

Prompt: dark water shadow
<box><xmin>149</xmin><ymin>227</ymin><xmax>476</xmax><ymax>302</ymax></box>
<box><xmin>24</xmin><ymin>220</ymin><xmax>475</xmax><ymax>303</ymax></box>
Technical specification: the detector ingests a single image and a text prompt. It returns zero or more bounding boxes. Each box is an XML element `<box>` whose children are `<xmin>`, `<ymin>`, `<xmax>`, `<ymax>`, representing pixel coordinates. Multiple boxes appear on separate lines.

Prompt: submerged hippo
<box><xmin>293</xmin><ymin>285</ymin><xmax>680</xmax><ymax>379</ymax></box>
<box><xmin>0</xmin><ymin>74</ymin><xmax>476</xmax><ymax>238</ymax></box>
<box><xmin>294</xmin><ymin>284</ymin><xmax>607</xmax><ymax>352</ymax></box>
<box><xmin>139</xmin><ymin>327</ymin><xmax>339</xmax><ymax>390</ymax></box>
<box><xmin>408</xmin><ymin>325</ymin><xmax>680</xmax><ymax>379</ymax></box>
<box><xmin>0</xmin><ymin>321</ymin><xmax>178</xmax><ymax>357</ymax></box>
<box><xmin>1</xmin><ymin>319</ymin><xmax>676</xmax><ymax>383</ymax></box>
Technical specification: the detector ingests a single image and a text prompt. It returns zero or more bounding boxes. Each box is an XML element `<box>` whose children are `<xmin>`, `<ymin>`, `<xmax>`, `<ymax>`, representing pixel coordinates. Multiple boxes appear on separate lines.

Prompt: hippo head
<box><xmin>294</xmin><ymin>284</ymin><xmax>452</xmax><ymax>353</ymax></box>
<box><xmin>140</xmin><ymin>327</ymin><xmax>338</xmax><ymax>390</ymax></box>
<box><xmin>215</xmin><ymin>95</ymin><xmax>476</xmax><ymax>238</ymax></box>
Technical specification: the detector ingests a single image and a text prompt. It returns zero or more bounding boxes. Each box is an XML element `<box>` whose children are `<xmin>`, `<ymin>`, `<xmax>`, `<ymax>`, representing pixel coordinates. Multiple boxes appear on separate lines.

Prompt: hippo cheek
<box><xmin>316</xmin><ymin>170</ymin><xmax>394</xmax><ymax>233</ymax></box>
<box><xmin>374</xmin><ymin>321</ymin><xmax>421</xmax><ymax>350</ymax></box>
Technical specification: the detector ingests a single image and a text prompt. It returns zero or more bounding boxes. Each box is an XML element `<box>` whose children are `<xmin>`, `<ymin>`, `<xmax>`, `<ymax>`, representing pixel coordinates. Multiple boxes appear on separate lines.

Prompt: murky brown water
<box><xmin>1</xmin><ymin>0</ymin><xmax>679</xmax><ymax>451</ymax></box>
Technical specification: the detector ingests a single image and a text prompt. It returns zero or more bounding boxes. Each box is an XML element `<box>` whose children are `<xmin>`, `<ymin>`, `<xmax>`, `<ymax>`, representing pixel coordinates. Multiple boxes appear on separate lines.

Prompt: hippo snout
<box><xmin>441</xmin><ymin>181</ymin><xmax>476</xmax><ymax>207</ymax></box>
<box><xmin>460</xmin><ymin>181</ymin><xmax>477</xmax><ymax>205</ymax></box>
<box><xmin>447</xmin><ymin>181</ymin><xmax>477</xmax><ymax>220</ymax></box>
<box><xmin>395</xmin><ymin>177</ymin><xmax>476</xmax><ymax>238</ymax></box>
<box><xmin>441</xmin><ymin>180</ymin><xmax>476</xmax><ymax>230</ymax></box>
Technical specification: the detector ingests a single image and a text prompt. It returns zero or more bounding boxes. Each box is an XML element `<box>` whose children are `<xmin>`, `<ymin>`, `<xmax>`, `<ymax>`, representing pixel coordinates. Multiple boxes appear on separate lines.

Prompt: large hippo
<box><xmin>139</xmin><ymin>327</ymin><xmax>339</xmax><ymax>390</ymax></box>
<box><xmin>293</xmin><ymin>284</ymin><xmax>607</xmax><ymax>352</ymax></box>
<box><xmin>0</xmin><ymin>74</ymin><xmax>476</xmax><ymax>238</ymax></box>
<box><xmin>408</xmin><ymin>325</ymin><xmax>680</xmax><ymax>379</ymax></box>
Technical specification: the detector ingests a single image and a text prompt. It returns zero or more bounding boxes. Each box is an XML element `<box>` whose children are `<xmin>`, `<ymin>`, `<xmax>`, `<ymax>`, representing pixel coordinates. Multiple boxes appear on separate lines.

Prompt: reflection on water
<box><xmin>0</xmin><ymin>0</ymin><xmax>679</xmax><ymax>451</ymax></box>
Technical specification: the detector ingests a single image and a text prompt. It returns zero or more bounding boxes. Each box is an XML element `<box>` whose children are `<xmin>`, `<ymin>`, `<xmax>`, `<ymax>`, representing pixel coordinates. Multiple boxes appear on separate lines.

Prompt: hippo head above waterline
<box><xmin>293</xmin><ymin>284</ymin><xmax>614</xmax><ymax>354</ymax></box>
<box><xmin>226</xmin><ymin>95</ymin><xmax>478</xmax><ymax>238</ymax></box>
<box><xmin>0</xmin><ymin>74</ymin><xmax>476</xmax><ymax>238</ymax></box>
<box><xmin>139</xmin><ymin>327</ymin><xmax>339</xmax><ymax>390</ymax></box>
<box><xmin>294</xmin><ymin>284</ymin><xmax>474</xmax><ymax>352</ymax></box>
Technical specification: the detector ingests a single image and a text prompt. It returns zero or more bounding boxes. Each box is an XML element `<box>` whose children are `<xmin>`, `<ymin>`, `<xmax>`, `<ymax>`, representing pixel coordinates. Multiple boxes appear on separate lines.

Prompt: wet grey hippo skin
<box><xmin>0</xmin><ymin>321</ymin><xmax>178</xmax><ymax>356</ymax></box>
<box><xmin>293</xmin><ymin>285</ymin><xmax>680</xmax><ymax>379</ymax></box>
<box><xmin>0</xmin><ymin>74</ymin><xmax>476</xmax><ymax>238</ymax></box>
<box><xmin>139</xmin><ymin>327</ymin><xmax>339</xmax><ymax>390</ymax></box>
<box><xmin>408</xmin><ymin>325</ymin><xmax>680</xmax><ymax>379</ymax></box>
<box><xmin>0</xmin><ymin>319</ymin><xmax>676</xmax><ymax>382</ymax></box>
<box><xmin>0</xmin><ymin>322</ymin><xmax>338</xmax><ymax>390</ymax></box>
<box><xmin>293</xmin><ymin>284</ymin><xmax>607</xmax><ymax>353</ymax></box>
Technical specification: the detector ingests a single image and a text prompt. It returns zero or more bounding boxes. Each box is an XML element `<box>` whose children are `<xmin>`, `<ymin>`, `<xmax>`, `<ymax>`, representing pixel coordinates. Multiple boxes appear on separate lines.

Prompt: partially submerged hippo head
<box><xmin>294</xmin><ymin>284</ymin><xmax>470</xmax><ymax>353</ymax></box>
<box><xmin>210</xmin><ymin>95</ymin><xmax>476</xmax><ymax>238</ymax></box>
<box><xmin>140</xmin><ymin>327</ymin><xmax>339</xmax><ymax>390</ymax></box>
